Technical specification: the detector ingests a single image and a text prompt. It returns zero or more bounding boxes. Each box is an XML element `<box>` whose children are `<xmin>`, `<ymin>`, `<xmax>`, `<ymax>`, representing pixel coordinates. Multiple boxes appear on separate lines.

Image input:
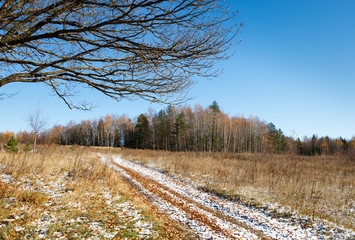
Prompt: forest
<box><xmin>1</xmin><ymin>101</ymin><xmax>354</xmax><ymax>156</ymax></box>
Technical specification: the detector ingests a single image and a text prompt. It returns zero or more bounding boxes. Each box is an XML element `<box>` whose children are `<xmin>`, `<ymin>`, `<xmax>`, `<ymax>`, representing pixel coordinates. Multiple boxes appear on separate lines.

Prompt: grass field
<box><xmin>0</xmin><ymin>145</ymin><xmax>184</xmax><ymax>239</ymax></box>
<box><xmin>1</xmin><ymin>145</ymin><xmax>353</xmax><ymax>239</ymax></box>
<box><xmin>118</xmin><ymin>149</ymin><xmax>355</xmax><ymax>230</ymax></box>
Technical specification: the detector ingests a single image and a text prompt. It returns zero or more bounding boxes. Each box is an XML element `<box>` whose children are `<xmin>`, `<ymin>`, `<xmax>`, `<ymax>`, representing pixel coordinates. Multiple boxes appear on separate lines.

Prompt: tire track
<box><xmin>101</xmin><ymin>155</ymin><xmax>320</xmax><ymax>239</ymax></box>
<box><xmin>101</xmin><ymin>156</ymin><xmax>248</xmax><ymax>239</ymax></box>
<box><xmin>99</xmin><ymin>155</ymin><xmax>260</xmax><ymax>239</ymax></box>
<box><xmin>112</xmin><ymin>161</ymin><xmax>271</xmax><ymax>240</ymax></box>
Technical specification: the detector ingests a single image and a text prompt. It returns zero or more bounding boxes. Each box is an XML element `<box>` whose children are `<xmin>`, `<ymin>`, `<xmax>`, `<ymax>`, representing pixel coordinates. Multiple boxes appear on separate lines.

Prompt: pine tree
<box><xmin>135</xmin><ymin>114</ymin><xmax>152</xmax><ymax>149</ymax></box>
<box><xmin>5</xmin><ymin>136</ymin><xmax>18</xmax><ymax>153</ymax></box>
<box><xmin>209</xmin><ymin>101</ymin><xmax>221</xmax><ymax>113</ymax></box>
<box><xmin>267</xmin><ymin>123</ymin><xmax>288</xmax><ymax>154</ymax></box>
<box><xmin>155</xmin><ymin>110</ymin><xmax>168</xmax><ymax>150</ymax></box>
<box><xmin>209</xmin><ymin>101</ymin><xmax>221</xmax><ymax>151</ymax></box>
<box><xmin>23</xmin><ymin>142</ymin><xmax>32</xmax><ymax>152</ymax></box>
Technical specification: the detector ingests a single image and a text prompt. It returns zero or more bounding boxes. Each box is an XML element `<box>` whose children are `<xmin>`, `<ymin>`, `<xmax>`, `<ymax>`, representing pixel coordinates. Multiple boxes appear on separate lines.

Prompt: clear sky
<box><xmin>1</xmin><ymin>0</ymin><xmax>354</xmax><ymax>140</ymax></box>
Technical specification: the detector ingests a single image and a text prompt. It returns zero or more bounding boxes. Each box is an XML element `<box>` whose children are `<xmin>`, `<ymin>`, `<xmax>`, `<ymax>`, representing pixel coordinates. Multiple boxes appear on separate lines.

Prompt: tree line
<box><xmin>1</xmin><ymin>102</ymin><xmax>355</xmax><ymax>156</ymax></box>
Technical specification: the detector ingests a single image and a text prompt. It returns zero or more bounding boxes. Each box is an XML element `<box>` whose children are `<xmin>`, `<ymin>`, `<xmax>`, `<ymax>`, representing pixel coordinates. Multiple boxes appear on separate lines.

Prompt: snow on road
<box><xmin>101</xmin><ymin>154</ymin><xmax>354</xmax><ymax>240</ymax></box>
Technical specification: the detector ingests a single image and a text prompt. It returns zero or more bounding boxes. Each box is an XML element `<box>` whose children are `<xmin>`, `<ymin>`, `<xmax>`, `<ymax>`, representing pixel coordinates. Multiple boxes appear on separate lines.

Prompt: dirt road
<box><xmin>100</xmin><ymin>155</ymin><xmax>351</xmax><ymax>239</ymax></box>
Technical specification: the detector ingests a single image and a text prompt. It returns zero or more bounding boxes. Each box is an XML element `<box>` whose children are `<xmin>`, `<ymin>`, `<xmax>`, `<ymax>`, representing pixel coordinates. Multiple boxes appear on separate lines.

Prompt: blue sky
<box><xmin>1</xmin><ymin>0</ymin><xmax>354</xmax><ymax>139</ymax></box>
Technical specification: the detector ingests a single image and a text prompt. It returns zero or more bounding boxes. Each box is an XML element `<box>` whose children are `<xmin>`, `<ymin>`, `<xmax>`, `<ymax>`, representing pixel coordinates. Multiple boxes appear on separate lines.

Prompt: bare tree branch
<box><xmin>0</xmin><ymin>91</ymin><xmax>17</xmax><ymax>100</ymax></box>
<box><xmin>27</xmin><ymin>105</ymin><xmax>47</xmax><ymax>151</ymax></box>
<box><xmin>0</xmin><ymin>0</ymin><xmax>241</xmax><ymax>109</ymax></box>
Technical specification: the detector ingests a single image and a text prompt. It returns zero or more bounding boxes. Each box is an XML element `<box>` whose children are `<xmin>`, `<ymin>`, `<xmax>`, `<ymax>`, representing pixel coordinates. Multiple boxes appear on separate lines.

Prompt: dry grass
<box><xmin>0</xmin><ymin>145</ymin><xmax>182</xmax><ymax>239</ymax></box>
<box><xmin>117</xmin><ymin>149</ymin><xmax>355</xmax><ymax>230</ymax></box>
<box><xmin>2</xmin><ymin>145</ymin><xmax>352</xmax><ymax>237</ymax></box>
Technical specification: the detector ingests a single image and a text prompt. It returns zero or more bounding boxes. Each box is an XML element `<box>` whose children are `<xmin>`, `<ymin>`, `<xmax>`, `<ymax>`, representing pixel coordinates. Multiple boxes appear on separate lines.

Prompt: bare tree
<box><xmin>28</xmin><ymin>106</ymin><xmax>47</xmax><ymax>152</ymax></box>
<box><xmin>0</xmin><ymin>0</ymin><xmax>240</xmax><ymax>109</ymax></box>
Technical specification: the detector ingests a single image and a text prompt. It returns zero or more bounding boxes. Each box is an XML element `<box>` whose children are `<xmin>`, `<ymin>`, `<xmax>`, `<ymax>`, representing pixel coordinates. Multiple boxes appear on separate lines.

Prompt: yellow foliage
<box><xmin>320</xmin><ymin>140</ymin><xmax>329</xmax><ymax>154</ymax></box>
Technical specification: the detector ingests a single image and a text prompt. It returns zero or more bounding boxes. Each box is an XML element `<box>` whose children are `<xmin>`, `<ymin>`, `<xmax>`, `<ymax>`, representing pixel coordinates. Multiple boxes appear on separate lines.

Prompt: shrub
<box><xmin>23</xmin><ymin>142</ymin><xmax>32</xmax><ymax>152</ymax></box>
<box><xmin>4</xmin><ymin>136</ymin><xmax>18</xmax><ymax>153</ymax></box>
<box><xmin>18</xmin><ymin>191</ymin><xmax>48</xmax><ymax>205</ymax></box>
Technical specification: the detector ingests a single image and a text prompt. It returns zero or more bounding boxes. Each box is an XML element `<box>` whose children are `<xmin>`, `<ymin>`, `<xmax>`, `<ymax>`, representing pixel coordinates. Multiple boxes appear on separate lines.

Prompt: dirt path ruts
<box><xmin>112</xmin><ymin>161</ymin><xmax>240</xmax><ymax>239</ymax></box>
<box><xmin>103</xmin><ymin>154</ymin><xmax>280</xmax><ymax>240</ymax></box>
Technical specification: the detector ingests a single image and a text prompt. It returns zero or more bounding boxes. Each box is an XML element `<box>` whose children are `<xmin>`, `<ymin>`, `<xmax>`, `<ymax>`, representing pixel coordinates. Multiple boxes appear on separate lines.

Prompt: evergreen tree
<box><xmin>166</xmin><ymin>105</ymin><xmax>176</xmax><ymax>150</ymax></box>
<box><xmin>311</xmin><ymin>135</ymin><xmax>318</xmax><ymax>155</ymax></box>
<box><xmin>5</xmin><ymin>136</ymin><xmax>18</xmax><ymax>153</ymax></box>
<box><xmin>209</xmin><ymin>100</ymin><xmax>221</xmax><ymax>113</ymax></box>
<box><xmin>124</xmin><ymin>129</ymin><xmax>136</xmax><ymax>148</ymax></box>
<box><xmin>155</xmin><ymin>110</ymin><xmax>168</xmax><ymax>150</ymax></box>
<box><xmin>209</xmin><ymin>101</ymin><xmax>221</xmax><ymax>151</ymax></box>
<box><xmin>23</xmin><ymin>142</ymin><xmax>32</xmax><ymax>152</ymax></box>
<box><xmin>267</xmin><ymin>123</ymin><xmax>288</xmax><ymax>154</ymax></box>
<box><xmin>135</xmin><ymin>114</ymin><xmax>152</xmax><ymax>149</ymax></box>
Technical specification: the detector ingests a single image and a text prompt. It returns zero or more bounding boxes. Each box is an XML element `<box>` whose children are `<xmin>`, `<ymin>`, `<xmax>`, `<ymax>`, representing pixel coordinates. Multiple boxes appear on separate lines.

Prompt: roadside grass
<box><xmin>116</xmin><ymin>149</ymin><xmax>355</xmax><ymax>230</ymax></box>
<box><xmin>0</xmin><ymin>145</ymin><xmax>180</xmax><ymax>239</ymax></box>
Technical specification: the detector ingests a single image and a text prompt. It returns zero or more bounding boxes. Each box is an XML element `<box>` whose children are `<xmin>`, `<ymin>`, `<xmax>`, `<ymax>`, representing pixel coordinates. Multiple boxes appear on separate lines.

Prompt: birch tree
<box><xmin>27</xmin><ymin>106</ymin><xmax>47</xmax><ymax>152</ymax></box>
